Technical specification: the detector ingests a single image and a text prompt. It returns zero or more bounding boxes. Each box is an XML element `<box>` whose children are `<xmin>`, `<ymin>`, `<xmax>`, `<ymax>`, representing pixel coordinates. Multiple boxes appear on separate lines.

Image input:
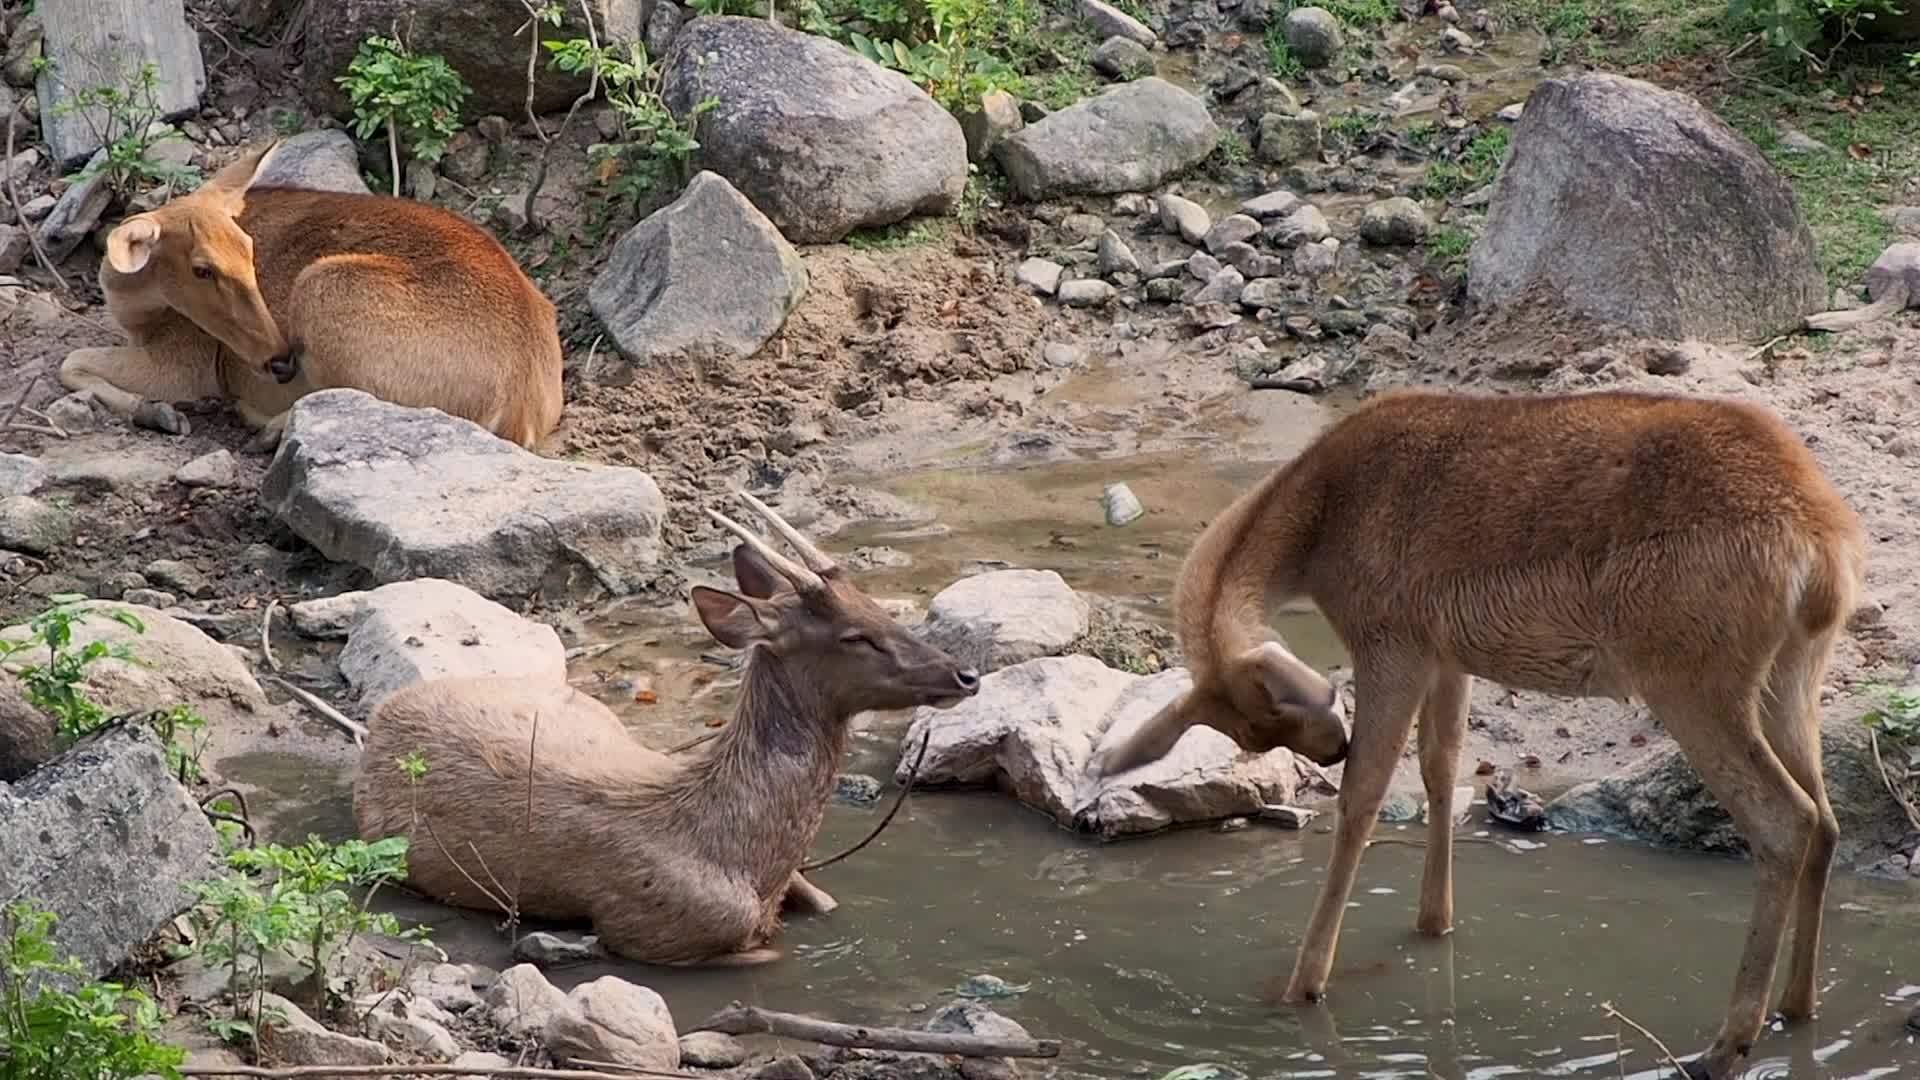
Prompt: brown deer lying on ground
<box><xmin>58</xmin><ymin>140</ymin><xmax>564</xmax><ymax>452</ymax></box>
<box><xmin>1088</xmin><ymin>387</ymin><xmax>1865</xmax><ymax>1080</ymax></box>
<box><xmin>353</xmin><ymin>491</ymin><xmax>982</xmax><ymax>967</ymax></box>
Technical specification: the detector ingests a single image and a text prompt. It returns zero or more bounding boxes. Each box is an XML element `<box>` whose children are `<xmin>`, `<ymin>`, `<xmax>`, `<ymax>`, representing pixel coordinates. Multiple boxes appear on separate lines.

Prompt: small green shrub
<box><xmin>545</xmin><ymin>37</ymin><xmax>716</xmax><ymax>211</ymax></box>
<box><xmin>1424</xmin><ymin>225</ymin><xmax>1473</xmax><ymax>267</ymax></box>
<box><xmin>844</xmin><ymin>0</ymin><xmax>1024</xmax><ymax>113</ymax></box>
<box><xmin>0</xmin><ymin>901</ymin><xmax>186</xmax><ymax>1080</ymax></box>
<box><xmin>41</xmin><ymin>58</ymin><xmax>202</xmax><ymax>198</ymax></box>
<box><xmin>337</xmin><ymin>34</ymin><xmax>473</xmax><ymax>195</ymax></box>
<box><xmin>1264</xmin><ymin>24</ymin><xmax>1304</xmax><ymax>78</ymax></box>
<box><xmin>1728</xmin><ymin>0</ymin><xmax>1906</xmax><ymax>70</ymax></box>
<box><xmin>1419</xmin><ymin>126</ymin><xmax>1511</xmax><ymax>200</ymax></box>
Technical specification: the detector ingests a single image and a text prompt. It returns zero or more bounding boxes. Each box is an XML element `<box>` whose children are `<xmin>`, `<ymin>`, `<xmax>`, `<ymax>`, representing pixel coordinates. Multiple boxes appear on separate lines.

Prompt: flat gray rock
<box><xmin>661</xmin><ymin>16</ymin><xmax>967</xmax><ymax>243</ymax></box>
<box><xmin>260</xmin><ymin>390</ymin><xmax>666</xmax><ymax>603</ymax></box>
<box><xmin>317</xmin><ymin>579</ymin><xmax>570</xmax><ymax>711</ymax></box>
<box><xmin>1469</xmin><ymin>73</ymin><xmax>1826</xmax><ymax>342</ymax></box>
<box><xmin>253</xmin><ymin>130</ymin><xmax>370</xmax><ymax>195</ymax></box>
<box><xmin>589</xmin><ymin>170</ymin><xmax>807</xmax><ymax>366</ymax></box>
<box><xmin>920</xmin><ymin>568</ymin><xmax>1091</xmax><ymax>672</ymax></box>
<box><xmin>994</xmin><ymin>77</ymin><xmax>1219</xmax><ymax>200</ymax></box>
<box><xmin>0</xmin><ymin>724</ymin><xmax>222</xmax><ymax>980</ymax></box>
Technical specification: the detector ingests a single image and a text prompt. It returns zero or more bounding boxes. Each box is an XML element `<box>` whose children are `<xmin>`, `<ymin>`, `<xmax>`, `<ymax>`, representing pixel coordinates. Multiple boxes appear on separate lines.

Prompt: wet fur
<box><xmin>1092</xmin><ymin>386</ymin><xmax>1865</xmax><ymax>1080</ymax></box>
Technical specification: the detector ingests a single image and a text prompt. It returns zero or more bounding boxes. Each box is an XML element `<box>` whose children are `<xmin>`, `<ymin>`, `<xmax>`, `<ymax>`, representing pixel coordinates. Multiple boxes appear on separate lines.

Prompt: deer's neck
<box><xmin>676</xmin><ymin>650</ymin><xmax>847</xmax><ymax>889</ymax></box>
<box><xmin>1178</xmin><ymin>462</ymin><xmax>1318</xmax><ymax>678</ymax></box>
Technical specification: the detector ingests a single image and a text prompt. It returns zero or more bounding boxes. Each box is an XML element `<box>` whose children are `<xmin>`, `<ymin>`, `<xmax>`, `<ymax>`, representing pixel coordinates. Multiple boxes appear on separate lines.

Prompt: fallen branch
<box><xmin>690</xmin><ymin>1002</ymin><xmax>1061</xmax><ymax>1059</ymax></box>
<box><xmin>517</xmin><ymin>0</ymin><xmax>602</xmax><ymax>232</ymax></box>
<box><xmin>1599</xmin><ymin>1001</ymin><xmax>1692</xmax><ymax>1079</ymax></box>
<box><xmin>179</xmin><ymin>1064</ymin><xmax>681</xmax><ymax>1079</ymax></box>
<box><xmin>799</xmin><ymin>728</ymin><xmax>930</xmax><ymax>873</ymax></box>
<box><xmin>268</xmin><ymin>675</ymin><xmax>368</xmax><ymax>745</ymax></box>
<box><xmin>0</xmin><ymin>373</ymin><xmax>43</xmax><ymax>434</ymax></box>
<box><xmin>1867</xmin><ymin>728</ymin><xmax>1920</xmax><ymax>833</ymax></box>
<box><xmin>259</xmin><ymin>598</ymin><xmax>283</xmax><ymax>674</ymax></box>
<box><xmin>1804</xmin><ymin>283</ymin><xmax>1910</xmax><ymax>333</ymax></box>
<box><xmin>5</xmin><ymin>109</ymin><xmax>70</xmax><ymax>293</ymax></box>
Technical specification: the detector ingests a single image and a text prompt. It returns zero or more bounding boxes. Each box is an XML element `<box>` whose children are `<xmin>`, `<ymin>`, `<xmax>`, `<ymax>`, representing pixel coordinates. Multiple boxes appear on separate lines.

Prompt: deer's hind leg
<box><xmin>1757</xmin><ymin>630</ymin><xmax>1842</xmax><ymax>1024</ymax></box>
<box><xmin>1416</xmin><ymin>670</ymin><xmax>1472</xmax><ymax>937</ymax></box>
<box><xmin>59</xmin><ymin>343</ymin><xmax>221</xmax><ymax>435</ymax></box>
<box><xmin>782</xmin><ymin>870</ymin><xmax>839</xmax><ymax>915</ymax></box>
<box><xmin>1642</xmin><ymin>676</ymin><xmax>1819</xmax><ymax>1080</ymax></box>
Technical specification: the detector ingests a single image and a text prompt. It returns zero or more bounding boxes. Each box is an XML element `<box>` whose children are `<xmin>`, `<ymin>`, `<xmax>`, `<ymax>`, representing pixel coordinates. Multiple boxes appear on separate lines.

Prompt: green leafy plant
<box><xmin>1264</xmin><ymin>25</ymin><xmax>1304</xmax><ymax>78</ymax></box>
<box><xmin>41</xmin><ymin>58</ymin><xmax>202</xmax><ymax>199</ymax></box>
<box><xmin>0</xmin><ymin>901</ymin><xmax>187</xmax><ymax>1080</ymax></box>
<box><xmin>845</xmin><ymin>0</ymin><xmax>1025</xmax><ymax>113</ymax></box>
<box><xmin>1419</xmin><ymin>126</ymin><xmax>1512</xmax><ymax>200</ymax></box>
<box><xmin>1728</xmin><ymin>0</ymin><xmax>1906</xmax><ymax>71</ymax></box>
<box><xmin>1424</xmin><ymin>225</ymin><xmax>1474</xmax><ymax>269</ymax></box>
<box><xmin>545</xmin><ymin>37</ymin><xmax>715</xmax><ymax>211</ymax></box>
<box><xmin>1862</xmin><ymin>686</ymin><xmax>1920</xmax><ymax>758</ymax></box>
<box><xmin>0</xmin><ymin>598</ymin><xmax>143</xmax><ymax>744</ymax></box>
<box><xmin>336</xmin><ymin>34</ymin><xmax>473</xmax><ymax>195</ymax></box>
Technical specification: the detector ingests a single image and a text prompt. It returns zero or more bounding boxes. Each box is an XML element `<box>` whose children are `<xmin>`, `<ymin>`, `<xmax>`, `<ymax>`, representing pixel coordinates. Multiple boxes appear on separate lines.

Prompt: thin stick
<box><xmin>386</xmin><ymin>117</ymin><xmax>402</xmax><ymax>197</ymax></box>
<box><xmin>259</xmin><ymin>598</ymin><xmax>282</xmax><ymax>674</ymax></box>
<box><xmin>179</xmin><ymin>1065</ymin><xmax>680</xmax><ymax>1079</ymax></box>
<box><xmin>1868</xmin><ymin>728</ymin><xmax>1920</xmax><ymax>833</ymax></box>
<box><xmin>520</xmin><ymin>0</ymin><xmax>602</xmax><ymax>233</ymax></box>
<box><xmin>799</xmin><ymin>728</ymin><xmax>930</xmax><ymax>873</ymax></box>
<box><xmin>1598</xmin><ymin>1001</ymin><xmax>1692</xmax><ymax>1079</ymax></box>
<box><xmin>267</xmin><ymin>675</ymin><xmax>368</xmax><ymax>745</ymax></box>
<box><xmin>690</xmin><ymin>1002</ymin><xmax>1061</xmax><ymax>1059</ymax></box>
<box><xmin>5</xmin><ymin>109</ymin><xmax>69</xmax><ymax>293</ymax></box>
<box><xmin>0</xmin><ymin>373</ymin><xmax>43</xmax><ymax>434</ymax></box>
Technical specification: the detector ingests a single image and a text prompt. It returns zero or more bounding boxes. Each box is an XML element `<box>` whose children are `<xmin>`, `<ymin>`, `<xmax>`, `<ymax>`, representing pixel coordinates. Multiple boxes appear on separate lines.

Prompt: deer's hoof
<box><xmin>132</xmin><ymin>400</ymin><xmax>190</xmax><ymax>436</ymax></box>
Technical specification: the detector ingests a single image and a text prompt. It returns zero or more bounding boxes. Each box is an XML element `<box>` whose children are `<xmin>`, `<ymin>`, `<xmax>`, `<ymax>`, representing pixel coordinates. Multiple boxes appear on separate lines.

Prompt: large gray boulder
<box><xmin>994</xmin><ymin>77</ymin><xmax>1219</xmax><ymax>200</ymax></box>
<box><xmin>1468</xmin><ymin>73</ymin><xmax>1826</xmax><ymax>343</ymax></box>
<box><xmin>0</xmin><ymin>724</ymin><xmax>223</xmax><ymax>980</ymax></box>
<box><xmin>302</xmin><ymin>0</ymin><xmax>643</xmax><ymax>118</ymax></box>
<box><xmin>661</xmin><ymin>16</ymin><xmax>967</xmax><ymax>244</ymax></box>
<box><xmin>260</xmin><ymin>390</ymin><xmax>667</xmax><ymax>603</ymax></box>
<box><xmin>34</xmin><ymin>0</ymin><xmax>207</xmax><ymax>167</ymax></box>
<box><xmin>589</xmin><ymin>170</ymin><xmax>807</xmax><ymax>366</ymax></box>
<box><xmin>253</xmin><ymin>130</ymin><xmax>371</xmax><ymax>195</ymax></box>
<box><xmin>290</xmin><ymin>579</ymin><xmax>568</xmax><ymax>712</ymax></box>
<box><xmin>919</xmin><ymin>569</ymin><xmax>1091</xmax><ymax>673</ymax></box>
<box><xmin>1545</xmin><ymin>718</ymin><xmax>1910</xmax><ymax>868</ymax></box>
<box><xmin>898</xmin><ymin>655</ymin><xmax>1310</xmax><ymax>837</ymax></box>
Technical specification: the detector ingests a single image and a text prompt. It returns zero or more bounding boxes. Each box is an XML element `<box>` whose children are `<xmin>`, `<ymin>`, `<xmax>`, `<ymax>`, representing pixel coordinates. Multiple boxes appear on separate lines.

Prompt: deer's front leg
<box><xmin>59</xmin><ymin>345</ymin><xmax>218</xmax><ymax>435</ymax></box>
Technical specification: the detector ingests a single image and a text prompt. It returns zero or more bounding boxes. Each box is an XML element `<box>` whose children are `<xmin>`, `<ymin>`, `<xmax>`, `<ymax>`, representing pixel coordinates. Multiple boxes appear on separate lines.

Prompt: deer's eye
<box><xmin>841</xmin><ymin>633</ymin><xmax>883</xmax><ymax>652</ymax></box>
<box><xmin>192</xmin><ymin>264</ymin><xmax>215</xmax><ymax>280</ymax></box>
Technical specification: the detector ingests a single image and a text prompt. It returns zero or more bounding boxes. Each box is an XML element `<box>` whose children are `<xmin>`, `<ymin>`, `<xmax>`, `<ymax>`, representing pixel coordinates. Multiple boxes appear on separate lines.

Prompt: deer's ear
<box><xmin>195</xmin><ymin>138</ymin><xmax>280</xmax><ymax>213</ymax></box>
<box><xmin>105</xmin><ymin>216</ymin><xmax>163</xmax><ymax>274</ymax></box>
<box><xmin>692</xmin><ymin>586</ymin><xmax>776</xmax><ymax>649</ymax></box>
<box><xmin>730</xmin><ymin>543</ymin><xmax>789</xmax><ymax>600</ymax></box>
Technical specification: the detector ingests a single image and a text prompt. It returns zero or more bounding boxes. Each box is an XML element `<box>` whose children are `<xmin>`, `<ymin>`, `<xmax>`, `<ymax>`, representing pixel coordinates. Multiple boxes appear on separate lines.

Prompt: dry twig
<box><xmin>517</xmin><ymin>0</ymin><xmax>602</xmax><ymax>232</ymax></box>
<box><xmin>690</xmin><ymin>1001</ymin><xmax>1062</xmax><ymax>1059</ymax></box>
<box><xmin>5</xmin><ymin>109</ymin><xmax>70</xmax><ymax>293</ymax></box>
<box><xmin>1867</xmin><ymin>728</ymin><xmax>1920</xmax><ymax>833</ymax></box>
<box><xmin>1599</xmin><ymin>1001</ymin><xmax>1693</xmax><ymax>1079</ymax></box>
<box><xmin>268</xmin><ymin>675</ymin><xmax>368</xmax><ymax>745</ymax></box>
<box><xmin>259</xmin><ymin>598</ymin><xmax>283</xmax><ymax>674</ymax></box>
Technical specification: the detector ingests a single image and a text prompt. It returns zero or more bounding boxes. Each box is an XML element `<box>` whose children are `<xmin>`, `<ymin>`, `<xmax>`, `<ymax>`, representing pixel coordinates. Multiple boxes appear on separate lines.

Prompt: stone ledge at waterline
<box><xmin>898</xmin><ymin>654</ymin><xmax>1318</xmax><ymax>837</ymax></box>
<box><xmin>259</xmin><ymin>390</ymin><xmax>666</xmax><ymax>603</ymax></box>
<box><xmin>661</xmin><ymin>15</ymin><xmax>969</xmax><ymax>244</ymax></box>
<box><xmin>1468</xmin><ymin>72</ymin><xmax>1827</xmax><ymax>343</ymax></box>
<box><xmin>1545</xmin><ymin>716</ymin><xmax>1912</xmax><ymax>869</ymax></box>
<box><xmin>0</xmin><ymin>724</ymin><xmax>222</xmax><ymax>982</ymax></box>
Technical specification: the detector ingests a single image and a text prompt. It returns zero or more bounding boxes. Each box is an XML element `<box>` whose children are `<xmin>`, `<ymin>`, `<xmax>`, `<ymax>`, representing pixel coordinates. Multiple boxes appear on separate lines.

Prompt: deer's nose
<box><xmin>268</xmin><ymin>350</ymin><xmax>298</xmax><ymax>384</ymax></box>
<box><xmin>954</xmin><ymin>668</ymin><xmax>981</xmax><ymax>695</ymax></box>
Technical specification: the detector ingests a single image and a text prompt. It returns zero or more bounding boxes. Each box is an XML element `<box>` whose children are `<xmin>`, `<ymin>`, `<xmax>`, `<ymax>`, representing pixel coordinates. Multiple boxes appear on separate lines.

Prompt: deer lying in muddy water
<box><xmin>58</xmin><ymin>139</ymin><xmax>564</xmax><ymax>452</ymax></box>
<box><xmin>1087</xmin><ymin>387</ymin><xmax>1866</xmax><ymax>1080</ymax></box>
<box><xmin>353</xmin><ymin>491</ymin><xmax>982</xmax><ymax>967</ymax></box>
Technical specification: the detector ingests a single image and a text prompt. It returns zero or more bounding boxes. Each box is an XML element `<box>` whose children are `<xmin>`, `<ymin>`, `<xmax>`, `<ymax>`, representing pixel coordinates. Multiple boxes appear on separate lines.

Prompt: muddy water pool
<box><xmin>221</xmin><ymin>447</ymin><xmax>1920</xmax><ymax>1079</ymax></box>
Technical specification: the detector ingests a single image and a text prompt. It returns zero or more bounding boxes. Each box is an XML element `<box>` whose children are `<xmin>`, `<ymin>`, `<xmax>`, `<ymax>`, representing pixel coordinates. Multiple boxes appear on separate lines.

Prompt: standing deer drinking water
<box><xmin>1086</xmin><ymin>386</ymin><xmax>1865</xmax><ymax>1080</ymax></box>
<box><xmin>59</xmin><ymin>139</ymin><xmax>564</xmax><ymax>452</ymax></box>
<box><xmin>354</xmin><ymin>491</ymin><xmax>981</xmax><ymax>967</ymax></box>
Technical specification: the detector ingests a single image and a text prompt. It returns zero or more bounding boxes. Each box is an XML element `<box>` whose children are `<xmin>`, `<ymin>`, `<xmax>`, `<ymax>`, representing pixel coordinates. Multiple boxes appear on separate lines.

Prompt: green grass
<box><xmin>847</xmin><ymin>217</ymin><xmax>950</xmax><ymax>250</ymax></box>
<box><xmin>1265</xmin><ymin>25</ymin><xmax>1305</xmax><ymax>78</ymax></box>
<box><xmin>1715</xmin><ymin>70</ymin><xmax>1920</xmax><ymax>287</ymax></box>
<box><xmin>1276</xmin><ymin>0</ymin><xmax>1399</xmax><ymax>27</ymax></box>
<box><xmin>1418</xmin><ymin>126</ymin><xmax>1511</xmax><ymax>199</ymax></box>
<box><xmin>1425</xmin><ymin>225</ymin><xmax>1474</xmax><ymax>267</ymax></box>
<box><xmin>1503</xmin><ymin>0</ymin><xmax>1734</xmax><ymax>65</ymax></box>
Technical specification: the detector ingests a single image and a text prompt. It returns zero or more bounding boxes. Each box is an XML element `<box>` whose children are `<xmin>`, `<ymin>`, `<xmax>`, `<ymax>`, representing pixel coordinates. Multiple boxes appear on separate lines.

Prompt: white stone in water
<box><xmin>1103</xmin><ymin>481</ymin><xmax>1144</xmax><ymax>525</ymax></box>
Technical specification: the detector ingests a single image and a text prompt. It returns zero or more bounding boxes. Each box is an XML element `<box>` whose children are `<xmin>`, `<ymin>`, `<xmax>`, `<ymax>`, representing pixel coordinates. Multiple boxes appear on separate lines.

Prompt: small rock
<box><xmin>1015</xmin><ymin>256</ymin><xmax>1065</xmax><ymax>295</ymax></box>
<box><xmin>995</xmin><ymin>78</ymin><xmax>1219</xmax><ymax>199</ymax></box>
<box><xmin>1283</xmin><ymin>7</ymin><xmax>1344</xmax><ymax>68</ymax></box>
<box><xmin>1186</xmin><ymin>300</ymin><xmax>1241</xmax><ymax>329</ymax></box>
<box><xmin>1359</xmin><ymin>196</ymin><xmax>1430</xmax><ymax>245</ymax></box>
<box><xmin>36</xmin><ymin>150</ymin><xmax>112</xmax><ymax>263</ymax></box>
<box><xmin>1194</xmin><ymin>266</ymin><xmax>1246</xmax><ymax>305</ymax></box>
<box><xmin>645</xmin><ymin>0</ymin><xmax>684</xmax><ymax>56</ymax></box>
<box><xmin>961</xmin><ymin>89</ymin><xmax>1025</xmax><ymax>163</ymax></box>
<box><xmin>513</xmin><ymin>931</ymin><xmax>605</xmax><ymax>967</ymax></box>
<box><xmin>409</xmin><ymin>963</ymin><xmax>484</xmax><ymax>1014</ymax></box>
<box><xmin>833</xmin><ymin>773</ymin><xmax>884</xmax><ymax>806</ymax></box>
<box><xmin>252</xmin><ymin>130</ymin><xmax>369</xmax><ymax>194</ymax></box>
<box><xmin>1042</xmin><ymin>341</ymin><xmax>1086</xmax><ymax>368</ymax></box>
<box><xmin>922</xmin><ymin>569</ymin><xmax>1092</xmax><ymax>672</ymax></box>
<box><xmin>543</xmin><ymin>977</ymin><xmax>680</xmax><ymax>1071</ymax></box>
<box><xmin>680</xmin><ymin>1031</ymin><xmax>749</xmax><ymax>1069</ymax></box>
<box><xmin>1378</xmin><ymin>790</ymin><xmax>1422</xmax><ymax>823</ymax></box>
<box><xmin>1440</xmin><ymin>26</ymin><xmax>1477</xmax><ymax>51</ymax></box>
<box><xmin>1241</xmin><ymin>188</ymin><xmax>1302</xmax><ymax>220</ymax></box>
<box><xmin>0</xmin><ymin>495</ymin><xmax>71</xmax><ymax>556</ymax></box>
<box><xmin>362</xmin><ymin>993</ymin><xmax>462</xmax><ymax>1061</ymax></box>
<box><xmin>174</xmin><ymin>449</ymin><xmax>238</xmax><ymax>489</ymax></box>
<box><xmin>405</xmin><ymin>159</ymin><xmax>438</xmax><ymax>201</ymax></box>
<box><xmin>0</xmin><ymin>224</ymin><xmax>28</xmax><ymax>274</ymax></box>
<box><xmin>258</xmin><ymin>992</ymin><xmax>389</xmax><ymax>1068</ymax></box>
<box><xmin>1866</xmin><ymin>242</ymin><xmax>1920</xmax><ymax>307</ymax></box>
<box><xmin>1256</xmin><ymin>110</ymin><xmax>1323</xmax><ymax>163</ymax></box>
<box><xmin>1203</xmin><ymin>212</ymin><xmax>1261</xmax><ymax>254</ymax></box>
<box><xmin>1092</xmin><ymin>35</ymin><xmax>1156</xmax><ymax>80</ymax></box>
<box><xmin>1058</xmin><ymin>278</ymin><xmax>1117</xmax><ymax>307</ymax></box>
<box><xmin>1158</xmin><ymin>192</ymin><xmax>1211</xmax><ymax>244</ymax></box>
<box><xmin>1437</xmin><ymin>2</ymin><xmax>1459</xmax><ymax>20</ymax></box>
<box><xmin>1059</xmin><ymin>212</ymin><xmax>1107</xmax><ymax>243</ymax></box>
<box><xmin>1239</xmin><ymin>277</ymin><xmax>1291</xmax><ymax>309</ymax></box>
<box><xmin>1186</xmin><ymin>251</ymin><xmax>1223</xmax><ymax>280</ymax></box>
<box><xmin>1096</xmin><ymin>228</ymin><xmax>1142</xmax><ymax>277</ymax></box>
<box><xmin>1144</xmin><ymin>277</ymin><xmax>1184</xmax><ymax>302</ymax></box>
<box><xmin>1496</xmin><ymin>101</ymin><xmax>1525</xmax><ymax>122</ymax></box>
<box><xmin>1886</xmin><ymin>206</ymin><xmax>1920</xmax><ymax>237</ymax></box>
<box><xmin>485</xmin><ymin>963</ymin><xmax>569</xmax><ymax>1040</ymax></box>
<box><xmin>122</xmin><ymin>588</ymin><xmax>178</xmax><ymax>608</ymax></box>
<box><xmin>477</xmin><ymin>116</ymin><xmax>514</xmax><ymax>144</ymax></box>
<box><xmin>1292</xmin><ymin>243</ymin><xmax>1337</xmax><ymax>276</ymax></box>
<box><xmin>142</xmin><ymin>559</ymin><xmax>211</xmax><ymax>598</ymax></box>
<box><xmin>1103</xmin><ymin>482</ymin><xmax>1144</xmax><ymax>526</ymax></box>
<box><xmin>441</xmin><ymin>132</ymin><xmax>491</xmax><ymax>184</ymax></box>
<box><xmin>0</xmin><ymin>453</ymin><xmax>45</xmax><ymax>498</ymax></box>
<box><xmin>750</xmin><ymin>1056</ymin><xmax>816</xmax><ymax>1080</ymax></box>
<box><xmin>453</xmin><ymin>1051</ymin><xmax>513</xmax><ymax>1078</ymax></box>
<box><xmin>1257</xmin><ymin>804</ymin><xmax>1317</xmax><ymax>828</ymax></box>
<box><xmin>1266</xmin><ymin>203</ymin><xmax>1330</xmax><ymax>247</ymax></box>
<box><xmin>1080</xmin><ymin>0</ymin><xmax>1158</xmax><ymax>46</ymax></box>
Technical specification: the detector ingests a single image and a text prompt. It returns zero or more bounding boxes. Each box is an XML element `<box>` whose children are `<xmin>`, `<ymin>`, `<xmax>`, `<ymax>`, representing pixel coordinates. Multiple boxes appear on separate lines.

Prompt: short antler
<box><xmin>707</xmin><ymin>505</ymin><xmax>827</xmax><ymax>595</ymax></box>
<box><xmin>735</xmin><ymin>490</ymin><xmax>838</xmax><ymax>574</ymax></box>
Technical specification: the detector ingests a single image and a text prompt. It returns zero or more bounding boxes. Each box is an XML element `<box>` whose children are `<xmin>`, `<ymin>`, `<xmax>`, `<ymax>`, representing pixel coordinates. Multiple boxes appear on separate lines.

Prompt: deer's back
<box><xmin>1293</xmin><ymin>389</ymin><xmax>1862</xmax><ymax>687</ymax></box>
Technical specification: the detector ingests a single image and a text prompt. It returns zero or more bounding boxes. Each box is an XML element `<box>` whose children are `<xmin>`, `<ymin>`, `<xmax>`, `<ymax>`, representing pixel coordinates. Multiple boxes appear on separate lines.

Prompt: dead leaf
<box><xmin>1847</xmin><ymin>142</ymin><xmax>1873</xmax><ymax>161</ymax></box>
<box><xmin>635</xmin><ymin>690</ymin><xmax>658</xmax><ymax>705</ymax></box>
<box><xmin>1474</xmin><ymin>759</ymin><xmax>1496</xmax><ymax>776</ymax></box>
